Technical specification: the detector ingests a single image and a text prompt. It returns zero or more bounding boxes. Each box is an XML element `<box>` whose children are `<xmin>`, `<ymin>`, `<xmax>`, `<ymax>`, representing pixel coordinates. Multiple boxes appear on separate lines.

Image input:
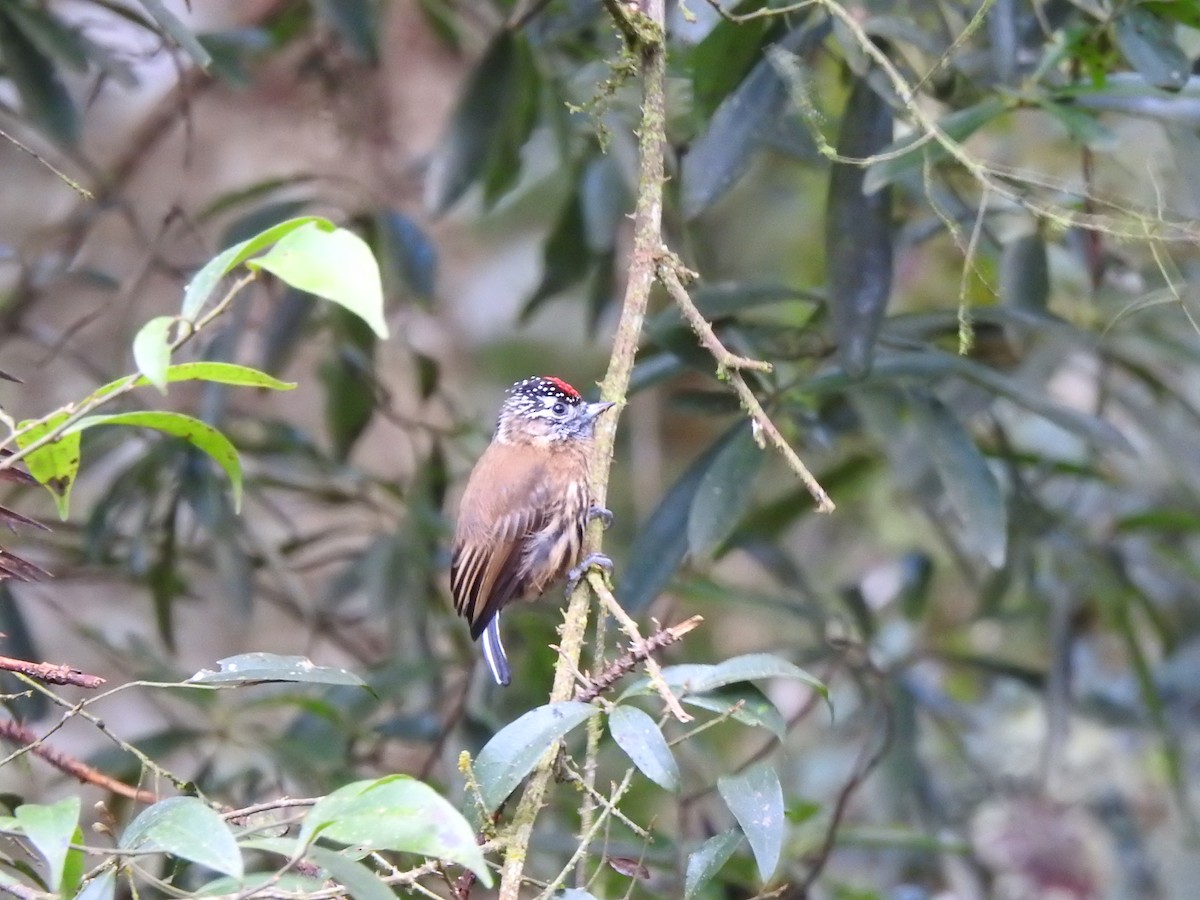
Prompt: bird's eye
<box><xmin>552</xmin><ymin>402</ymin><xmax>567</xmax><ymax>416</ymax></box>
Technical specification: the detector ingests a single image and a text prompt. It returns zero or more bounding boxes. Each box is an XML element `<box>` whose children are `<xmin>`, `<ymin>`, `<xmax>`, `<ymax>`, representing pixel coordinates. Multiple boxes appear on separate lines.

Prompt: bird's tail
<box><xmin>481</xmin><ymin>614</ymin><xmax>511</xmax><ymax>686</ymax></box>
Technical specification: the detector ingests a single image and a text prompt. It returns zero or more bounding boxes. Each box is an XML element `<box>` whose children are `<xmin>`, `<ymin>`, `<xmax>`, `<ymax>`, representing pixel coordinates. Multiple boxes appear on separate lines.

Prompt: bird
<box><xmin>450</xmin><ymin>376</ymin><xmax>615</xmax><ymax>686</ymax></box>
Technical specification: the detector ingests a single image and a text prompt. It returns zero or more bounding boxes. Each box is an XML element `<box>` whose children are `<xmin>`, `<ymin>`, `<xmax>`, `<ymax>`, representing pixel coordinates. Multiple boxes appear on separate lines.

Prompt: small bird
<box><xmin>451</xmin><ymin>376</ymin><xmax>615</xmax><ymax>686</ymax></box>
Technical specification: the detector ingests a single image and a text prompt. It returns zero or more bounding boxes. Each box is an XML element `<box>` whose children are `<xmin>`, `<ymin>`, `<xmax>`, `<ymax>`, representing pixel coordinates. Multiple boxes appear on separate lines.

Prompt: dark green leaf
<box><xmin>909</xmin><ymin>393</ymin><xmax>1007</xmax><ymax>567</ymax></box>
<box><xmin>580</xmin><ymin>155</ymin><xmax>628</xmax><ymax>254</ymax></box>
<box><xmin>133</xmin><ymin>0</ymin><xmax>212</xmax><ymax>68</ymax></box>
<box><xmin>187</xmin><ymin>653</ymin><xmax>365</xmax><ymax>687</ymax></box>
<box><xmin>608</xmin><ymin>706</ymin><xmax>680</xmax><ymax>792</ymax></box>
<box><xmin>0</xmin><ymin>9</ymin><xmax>77</xmax><ymax>144</ymax></box>
<box><xmin>999</xmin><ymin>232</ymin><xmax>1049</xmax><ymax>312</ymax></box>
<box><xmin>688</xmin><ymin>422</ymin><xmax>765</xmax><ymax>556</ymax></box>
<box><xmin>685</xmin><ymin>828</ymin><xmax>743</xmax><ymax>899</ymax></box>
<box><xmin>522</xmin><ymin>193</ymin><xmax>590</xmax><ymax>320</ymax></box>
<box><xmin>1113</xmin><ymin>7</ymin><xmax>1189</xmax><ymax>90</ymax></box>
<box><xmin>1</xmin><ymin>4</ymin><xmax>89</xmax><ymax>73</ymax></box>
<box><xmin>120</xmin><ymin>797</ymin><xmax>242</xmax><ymax>878</ymax></box>
<box><xmin>312</xmin><ymin>0</ymin><xmax>377</xmax><ymax>61</ymax></box>
<box><xmin>375</xmin><ymin>211</ymin><xmax>437</xmax><ymax>301</ymax></box>
<box><xmin>683</xmin><ymin>684</ymin><xmax>787</xmax><ymax>738</ymax></box>
<box><xmin>826</xmin><ymin>74</ymin><xmax>893</xmax><ymax>377</ymax></box>
<box><xmin>621</xmin><ymin>431</ymin><xmax>737</xmax><ymax>612</ymax></box>
<box><xmin>305</xmin><ymin>846</ymin><xmax>394</xmax><ymax>900</ymax></box>
<box><xmin>622</xmin><ymin>653</ymin><xmax>827</xmax><ymax>704</ymax></box>
<box><xmin>15</xmin><ymin>798</ymin><xmax>79</xmax><ymax>891</ymax></box>
<box><xmin>425</xmin><ymin>33</ymin><xmax>526</xmax><ymax>213</ymax></box>
<box><xmin>689</xmin><ymin>4</ymin><xmax>769</xmax><ymax>119</ymax></box>
<box><xmin>473</xmin><ymin>701</ymin><xmax>600</xmax><ymax>813</ymax></box>
<box><xmin>682</xmin><ymin>22</ymin><xmax>823</xmax><ymax>219</ymax></box>
<box><xmin>718</xmin><ymin>766</ymin><xmax>784</xmax><ymax>881</ymax></box>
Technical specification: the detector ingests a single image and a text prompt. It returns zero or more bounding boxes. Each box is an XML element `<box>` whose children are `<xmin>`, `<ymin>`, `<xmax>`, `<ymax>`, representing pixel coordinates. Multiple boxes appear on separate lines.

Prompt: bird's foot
<box><xmin>587</xmin><ymin>505</ymin><xmax>614</xmax><ymax>530</ymax></box>
<box><xmin>566</xmin><ymin>552</ymin><xmax>613</xmax><ymax>596</ymax></box>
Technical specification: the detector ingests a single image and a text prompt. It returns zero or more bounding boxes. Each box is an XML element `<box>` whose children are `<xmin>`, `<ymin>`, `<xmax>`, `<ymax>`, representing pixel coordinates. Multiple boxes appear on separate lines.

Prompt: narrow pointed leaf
<box><xmin>132</xmin><ymin>316</ymin><xmax>175</xmax><ymax>393</ymax></box>
<box><xmin>718</xmin><ymin>766</ymin><xmax>784</xmax><ymax>881</ymax></box>
<box><xmin>75</xmin><ymin>871</ymin><xmax>114</xmax><ymax>900</ymax></box>
<box><xmin>188</xmin><ymin>653</ymin><xmax>365</xmax><ymax>687</ymax></box>
<box><xmin>909</xmin><ymin>394</ymin><xmax>1007</xmax><ymax>567</ymax></box>
<box><xmin>621</xmin><ymin>653</ymin><xmax>827</xmax><ymax>705</ymax></box>
<box><xmin>248</xmin><ymin>221</ymin><xmax>388</xmax><ymax>338</ymax></box>
<box><xmin>15</xmin><ymin>797</ymin><xmax>79</xmax><ymax>891</ymax></box>
<box><xmin>474</xmin><ymin>701</ymin><xmax>600</xmax><ymax>812</ymax></box>
<box><xmin>299</xmin><ymin>775</ymin><xmax>490</xmax><ymax>886</ymax></box>
<box><xmin>683</xmin><ymin>684</ymin><xmax>786</xmax><ymax>738</ymax></box>
<box><xmin>685</xmin><ymin>828</ymin><xmax>743</xmax><ymax>898</ymax></box>
<box><xmin>608</xmin><ymin>706</ymin><xmax>680</xmax><ymax>792</ymax></box>
<box><xmin>91</xmin><ymin>361</ymin><xmax>297</xmax><ymax>402</ymax></box>
<box><xmin>826</xmin><ymin>74</ymin><xmax>893</xmax><ymax>377</ymax></box>
<box><xmin>623</xmin><ymin>429</ymin><xmax>739</xmax><ymax>612</ymax></box>
<box><xmin>65</xmin><ymin>411</ymin><xmax>243</xmax><ymax>511</ymax></box>
<box><xmin>688</xmin><ymin>422</ymin><xmax>764</xmax><ymax>556</ymax></box>
<box><xmin>120</xmin><ymin>797</ymin><xmax>242</xmax><ymax>878</ymax></box>
<box><xmin>0</xmin><ymin>9</ymin><xmax>77</xmax><ymax>145</ymax></box>
<box><xmin>133</xmin><ymin>0</ymin><xmax>212</xmax><ymax>68</ymax></box>
<box><xmin>1113</xmin><ymin>8</ymin><xmax>1189</xmax><ymax>90</ymax></box>
<box><xmin>999</xmin><ymin>232</ymin><xmax>1049</xmax><ymax>312</ymax></box>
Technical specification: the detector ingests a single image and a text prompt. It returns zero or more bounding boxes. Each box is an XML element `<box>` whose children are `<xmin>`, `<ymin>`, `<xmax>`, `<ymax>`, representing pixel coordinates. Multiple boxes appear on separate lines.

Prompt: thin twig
<box><xmin>583</xmin><ymin>573</ymin><xmax>695</xmax><ymax>722</ymax></box>
<box><xmin>658</xmin><ymin>262</ymin><xmax>835</xmax><ymax>513</ymax></box>
<box><xmin>0</xmin><ymin>719</ymin><xmax>157</xmax><ymax>803</ymax></box>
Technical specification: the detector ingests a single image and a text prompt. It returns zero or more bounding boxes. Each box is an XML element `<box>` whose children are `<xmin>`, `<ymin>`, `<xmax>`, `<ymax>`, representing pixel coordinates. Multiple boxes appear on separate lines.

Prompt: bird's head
<box><xmin>496</xmin><ymin>376</ymin><xmax>614</xmax><ymax>445</ymax></box>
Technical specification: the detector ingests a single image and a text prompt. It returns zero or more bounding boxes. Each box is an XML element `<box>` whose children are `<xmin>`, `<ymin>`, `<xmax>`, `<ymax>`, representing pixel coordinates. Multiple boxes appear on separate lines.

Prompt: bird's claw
<box><xmin>587</xmin><ymin>506</ymin><xmax>614</xmax><ymax>530</ymax></box>
<box><xmin>566</xmin><ymin>552</ymin><xmax>613</xmax><ymax>596</ymax></box>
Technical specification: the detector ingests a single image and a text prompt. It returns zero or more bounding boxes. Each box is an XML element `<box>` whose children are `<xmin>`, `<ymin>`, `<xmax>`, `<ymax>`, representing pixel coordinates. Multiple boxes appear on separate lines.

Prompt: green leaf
<box><xmin>608</xmin><ymin>706</ymin><xmax>680</xmax><ymax>792</ymax></box>
<box><xmin>92</xmin><ymin>361</ymin><xmax>297</xmax><ymax>402</ymax></box>
<box><xmin>0</xmin><ymin>8</ymin><xmax>77</xmax><ymax>145</ymax></box>
<box><xmin>689</xmin><ymin>4</ymin><xmax>769</xmax><ymax>119</ymax></box>
<box><xmin>425</xmin><ymin>32</ymin><xmax>528</xmax><ymax>213</ymax></box>
<box><xmin>685</xmin><ymin>828</ymin><xmax>743</xmax><ymax>898</ymax></box>
<box><xmin>863</xmin><ymin>97</ymin><xmax>1009</xmax><ymax>194</ymax></box>
<box><xmin>622</xmin><ymin>430</ymin><xmax>738</xmax><ymax>612</ymax></box>
<box><xmin>132</xmin><ymin>316</ymin><xmax>176</xmax><ymax>393</ymax></box>
<box><xmin>120</xmin><ymin>797</ymin><xmax>242</xmax><ymax>878</ymax></box>
<box><xmin>248</xmin><ymin>221</ymin><xmax>388</xmax><ymax>339</ymax></box>
<box><xmin>299</xmin><ymin>775</ymin><xmax>490</xmax><ymax>886</ymax></box>
<box><xmin>622</xmin><ymin>653</ymin><xmax>827</xmax><ymax>705</ymax></box>
<box><xmin>65</xmin><ymin>411</ymin><xmax>243</xmax><ymax>511</ymax></box>
<box><xmin>74</xmin><ymin>870</ymin><xmax>115</xmax><ymax>900</ymax></box>
<box><xmin>473</xmin><ymin>701</ymin><xmax>601</xmax><ymax>813</ymax></box>
<box><xmin>999</xmin><ymin>232</ymin><xmax>1049</xmax><ymax>313</ymax></box>
<box><xmin>909</xmin><ymin>393</ymin><xmax>1008</xmax><ymax>567</ymax></box>
<box><xmin>718</xmin><ymin>766</ymin><xmax>784</xmax><ymax>881</ymax></box>
<box><xmin>16</xmin><ymin>413</ymin><xmax>79</xmax><ymax>519</ymax></box>
<box><xmin>305</xmin><ymin>846</ymin><xmax>394</xmax><ymax>900</ymax></box>
<box><xmin>826</xmin><ymin>74</ymin><xmax>893</xmax><ymax>378</ymax></box>
<box><xmin>682</xmin><ymin>684</ymin><xmax>787</xmax><ymax>738</ymax></box>
<box><xmin>374</xmin><ymin>211</ymin><xmax>437</xmax><ymax>301</ymax></box>
<box><xmin>133</xmin><ymin>0</ymin><xmax>212</xmax><ymax>68</ymax></box>
<box><xmin>683</xmin><ymin>22</ymin><xmax>823</xmax><ymax>219</ymax></box>
<box><xmin>1113</xmin><ymin>7</ymin><xmax>1189</xmax><ymax>90</ymax></box>
<box><xmin>15</xmin><ymin>797</ymin><xmax>79</xmax><ymax>891</ymax></box>
<box><xmin>312</xmin><ymin>0</ymin><xmax>377</xmax><ymax>62</ymax></box>
<box><xmin>187</xmin><ymin>653</ymin><xmax>366</xmax><ymax>687</ymax></box>
<box><xmin>522</xmin><ymin>193</ymin><xmax>591</xmax><ymax>320</ymax></box>
<box><xmin>182</xmin><ymin>216</ymin><xmax>324</xmax><ymax>319</ymax></box>
<box><xmin>688</xmin><ymin>422</ymin><xmax>765</xmax><ymax>557</ymax></box>
<box><xmin>1</xmin><ymin>3</ymin><xmax>89</xmax><ymax>73</ymax></box>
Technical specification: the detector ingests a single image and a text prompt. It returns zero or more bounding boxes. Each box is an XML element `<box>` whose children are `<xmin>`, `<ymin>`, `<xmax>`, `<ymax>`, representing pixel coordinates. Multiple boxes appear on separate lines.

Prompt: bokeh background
<box><xmin>3</xmin><ymin>1</ymin><xmax>1200</xmax><ymax>897</ymax></box>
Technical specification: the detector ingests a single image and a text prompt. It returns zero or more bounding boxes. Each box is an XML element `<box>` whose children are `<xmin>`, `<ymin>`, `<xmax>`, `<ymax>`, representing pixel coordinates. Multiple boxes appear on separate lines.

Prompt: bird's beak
<box><xmin>585</xmin><ymin>400</ymin><xmax>616</xmax><ymax>421</ymax></box>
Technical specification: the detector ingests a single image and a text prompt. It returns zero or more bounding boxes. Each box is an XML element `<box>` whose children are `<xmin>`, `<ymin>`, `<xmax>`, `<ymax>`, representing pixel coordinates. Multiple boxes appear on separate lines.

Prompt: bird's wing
<box><xmin>451</xmin><ymin>446</ymin><xmax>557</xmax><ymax>640</ymax></box>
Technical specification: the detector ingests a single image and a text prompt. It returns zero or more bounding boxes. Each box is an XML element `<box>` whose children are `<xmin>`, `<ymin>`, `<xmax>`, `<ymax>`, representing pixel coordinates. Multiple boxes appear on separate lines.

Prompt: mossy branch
<box><xmin>494</xmin><ymin>0</ymin><xmax>668</xmax><ymax>894</ymax></box>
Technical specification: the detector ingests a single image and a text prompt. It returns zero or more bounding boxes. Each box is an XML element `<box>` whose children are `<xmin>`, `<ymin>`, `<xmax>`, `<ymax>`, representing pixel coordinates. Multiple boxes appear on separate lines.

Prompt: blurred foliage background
<box><xmin>3</xmin><ymin>0</ymin><xmax>1200</xmax><ymax>896</ymax></box>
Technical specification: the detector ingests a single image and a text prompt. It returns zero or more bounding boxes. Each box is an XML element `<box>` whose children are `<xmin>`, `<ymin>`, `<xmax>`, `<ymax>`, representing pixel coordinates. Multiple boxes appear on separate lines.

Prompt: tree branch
<box><xmin>0</xmin><ymin>720</ymin><xmax>156</xmax><ymax>803</ymax></box>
